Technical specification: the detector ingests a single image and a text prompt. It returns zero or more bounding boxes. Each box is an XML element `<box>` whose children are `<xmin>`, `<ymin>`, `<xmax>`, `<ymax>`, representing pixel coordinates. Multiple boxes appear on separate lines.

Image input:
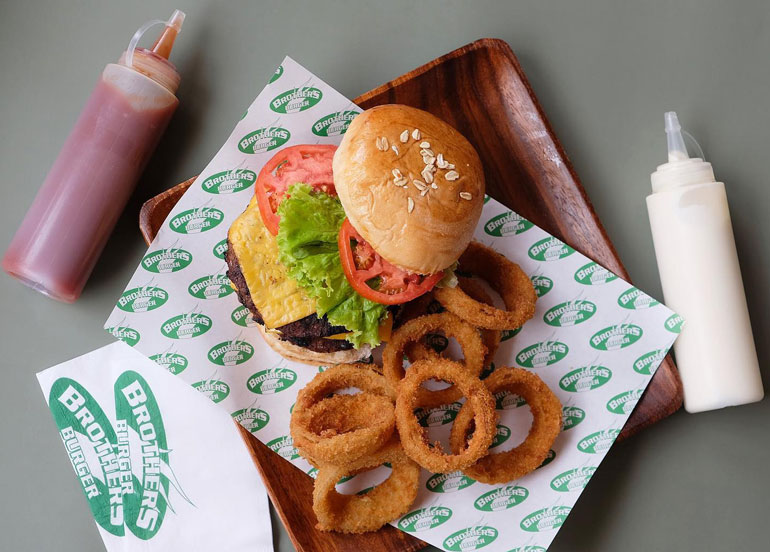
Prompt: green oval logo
<box><xmin>618</xmin><ymin>287</ymin><xmax>660</xmax><ymax>310</ymax></box>
<box><xmin>160</xmin><ymin>313</ymin><xmax>213</xmax><ymax>340</ymax></box>
<box><xmin>516</xmin><ymin>340</ymin><xmax>569</xmax><ymax>368</ymax></box>
<box><xmin>416</xmin><ymin>402</ymin><xmax>462</xmax><ymax>427</ymax></box>
<box><xmin>246</xmin><ymin>367</ymin><xmax>298</xmax><ymax>394</ymax></box>
<box><xmin>201</xmin><ymin>169</ymin><xmax>256</xmax><ymax>195</ymax></box>
<box><xmin>573</xmin><ymin>261</ymin><xmax>618</xmax><ymax>285</ymax></box>
<box><xmin>538</xmin><ymin>449</ymin><xmax>556</xmax><ymax>469</ymax></box>
<box><xmin>270</xmin><ymin>86</ymin><xmax>323</xmax><ymax>114</ymax></box>
<box><xmin>267</xmin><ymin>435</ymin><xmax>299</xmax><ymax>460</ymax></box>
<box><xmin>590</xmin><ymin>324</ymin><xmax>643</xmax><ymax>351</ymax></box>
<box><xmin>312</xmin><ymin>110</ymin><xmax>359</xmax><ymax>136</ymax></box>
<box><xmin>531</xmin><ymin>275</ymin><xmax>553</xmax><ymax>297</ymax></box>
<box><xmin>550</xmin><ymin>466</ymin><xmax>597</xmax><ymax>492</ymax></box>
<box><xmin>113</xmin><ymin>371</ymin><xmax>170</xmax><ymax>539</ymax></box>
<box><xmin>141</xmin><ymin>247</ymin><xmax>192</xmax><ymax>273</ymax></box>
<box><xmin>107</xmin><ymin>326</ymin><xmax>140</xmax><ymax>347</ymax></box>
<box><xmin>208</xmin><ymin>340</ymin><xmax>254</xmax><ymax>366</ymax></box>
<box><xmin>49</xmin><ymin>378</ymin><xmax>123</xmax><ymax>536</ymax></box>
<box><xmin>562</xmin><ymin>406</ymin><xmax>586</xmax><ymax>430</ymax></box>
<box><xmin>231</xmin><ymin>305</ymin><xmax>258</xmax><ymax>327</ymax></box>
<box><xmin>483</xmin><ymin>195</ymin><xmax>491</xmax><ymax>204</ymax></box>
<box><xmin>188</xmin><ymin>274</ymin><xmax>234</xmax><ymax>300</ymax></box>
<box><xmin>397</xmin><ymin>506</ymin><xmax>453</xmax><ymax>533</ymax></box>
<box><xmin>474</xmin><ymin>485</ymin><xmax>529</xmax><ymax>511</ymax></box>
<box><xmin>501</xmin><ymin>327</ymin><xmax>522</xmax><ymax>342</ymax></box>
<box><xmin>149</xmin><ymin>352</ymin><xmax>188</xmax><ymax>375</ymax></box>
<box><xmin>528</xmin><ymin>237</ymin><xmax>575</xmax><ymax>262</ymax></box>
<box><xmin>117</xmin><ymin>286</ymin><xmax>168</xmax><ymax>313</ymax></box>
<box><xmin>509</xmin><ymin>547</ymin><xmax>547</xmax><ymax>552</ymax></box>
<box><xmin>443</xmin><ymin>525</ymin><xmax>498</xmax><ymax>551</ymax></box>
<box><xmin>494</xmin><ymin>390</ymin><xmax>526</xmax><ymax>409</ymax></box>
<box><xmin>520</xmin><ymin>506</ymin><xmax>572</xmax><ymax>532</ymax></box>
<box><xmin>192</xmin><ymin>379</ymin><xmax>231</xmax><ymax>403</ymax></box>
<box><xmin>169</xmin><ymin>207</ymin><xmax>224</xmax><ymax>234</ymax></box>
<box><xmin>607</xmin><ymin>389</ymin><xmax>644</xmax><ymax>414</ymax></box>
<box><xmin>426</xmin><ymin>471</ymin><xmax>475</xmax><ymax>493</ymax></box>
<box><xmin>543</xmin><ymin>300</ymin><xmax>597</xmax><ymax>327</ymax></box>
<box><xmin>232</xmin><ymin>407</ymin><xmax>270</xmax><ymax>433</ymax></box>
<box><xmin>484</xmin><ymin>211</ymin><xmax>533</xmax><ymax>237</ymax></box>
<box><xmin>212</xmin><ymin>238</ymin><xmax>228</xmax><ymax>260</ymax></box>
<box><xmin>559</xmin><ymin>365</ymin><xmax>612</xmax><ymax>393</ymax></box>
<box><xmin>238</xmin><ymin>126</ymin><xmax>291</xmax><ymax>154</ymax></box>
<box><xmin>633</xmin><ymin>349</ymin><xmax>666</xmax><ymax>375</ymax></box>
<box><xmin>491</xmin><ymin>424</ymin><xmax>511</xmax><ymax>448</ymax></box>
<box><xmin>269</xmin><ymin>64</ymin><xmax>283</xmax><ymax>83</ymax></box>
<box><xmin>665</xmin><ymin>313</ymin><xmax>685</xmax><ymax>333</ymax></box>
<box><xmin>578</xmin><ymin>429</ymin><xmax>620</xmax><ymax>454</ymax></box>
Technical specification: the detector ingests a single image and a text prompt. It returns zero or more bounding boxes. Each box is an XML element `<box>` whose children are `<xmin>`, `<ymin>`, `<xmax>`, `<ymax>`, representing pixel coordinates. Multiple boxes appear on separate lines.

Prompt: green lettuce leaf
<box><xmin>276</xmin><ymin>184</ymin><xmax>387</xmax><ymax>348</ymax></box>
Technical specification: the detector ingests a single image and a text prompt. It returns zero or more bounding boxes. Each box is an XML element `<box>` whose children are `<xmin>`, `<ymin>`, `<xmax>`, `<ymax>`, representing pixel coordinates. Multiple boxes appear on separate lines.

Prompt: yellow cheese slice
<box><xmin>228</xmin><ymin>198</ymin><xmax>317</xmax><ymax>328</ymax></box>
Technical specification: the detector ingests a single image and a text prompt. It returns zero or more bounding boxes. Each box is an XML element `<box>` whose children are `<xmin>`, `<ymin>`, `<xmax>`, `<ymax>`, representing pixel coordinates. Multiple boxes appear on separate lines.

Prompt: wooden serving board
<box><xmin>140</xmin><ymin>38</ymin><xmax>682</xmax><ymax>552</ymax></box>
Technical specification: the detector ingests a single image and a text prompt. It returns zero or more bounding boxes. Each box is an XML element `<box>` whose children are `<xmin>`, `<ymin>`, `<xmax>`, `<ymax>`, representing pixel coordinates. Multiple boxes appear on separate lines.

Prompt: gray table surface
<box><xmin>2</xmin><ymin>1</ymin><xmax>769</xmax><ymax>550</ymax></box>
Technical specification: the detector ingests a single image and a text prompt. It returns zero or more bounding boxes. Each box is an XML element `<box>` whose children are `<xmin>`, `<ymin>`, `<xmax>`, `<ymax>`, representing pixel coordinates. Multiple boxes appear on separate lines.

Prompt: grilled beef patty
<box><xmin>225</xmin><ymin>239</ymin><xmax>353</xmax><ymax>353</ymax></box>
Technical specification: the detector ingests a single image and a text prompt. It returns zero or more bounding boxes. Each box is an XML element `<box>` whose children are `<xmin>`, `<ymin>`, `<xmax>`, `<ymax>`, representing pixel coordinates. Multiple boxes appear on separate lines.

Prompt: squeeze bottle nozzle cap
<box><xmin>665</xmin><ymin>111</ymin><xmax>689</xmax><ymax>162</ymax></box>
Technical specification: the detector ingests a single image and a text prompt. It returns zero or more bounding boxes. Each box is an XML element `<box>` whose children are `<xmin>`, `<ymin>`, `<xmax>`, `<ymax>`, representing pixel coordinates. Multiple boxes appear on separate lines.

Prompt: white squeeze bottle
<box><xmin>647</xmin><ymin>112</ymin><xmax>764</xmax><ymax>413</ymax></box>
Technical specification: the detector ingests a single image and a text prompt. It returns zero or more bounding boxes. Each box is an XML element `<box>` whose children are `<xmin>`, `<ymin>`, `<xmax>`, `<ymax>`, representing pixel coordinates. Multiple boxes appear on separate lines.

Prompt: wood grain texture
<box><xmin>139</xmin><ymin>38</ymin><xmax>682</xmax><ymax>551</ymax></box>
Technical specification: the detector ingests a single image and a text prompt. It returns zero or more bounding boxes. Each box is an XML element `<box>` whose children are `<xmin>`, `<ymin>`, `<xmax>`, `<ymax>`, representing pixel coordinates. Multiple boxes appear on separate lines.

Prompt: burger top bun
<box><xmin>333</xmin><ymin>105</ymin><xmax>484</xmax><ymax>275</ymax></box>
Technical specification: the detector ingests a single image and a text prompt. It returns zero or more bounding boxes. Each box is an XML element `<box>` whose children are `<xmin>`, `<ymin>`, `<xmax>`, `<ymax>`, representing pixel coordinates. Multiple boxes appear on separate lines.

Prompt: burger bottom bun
<box><xmin>257</xmin><ymin>324</ymin><xmax>372</xmax><ymax>366</ymax></box>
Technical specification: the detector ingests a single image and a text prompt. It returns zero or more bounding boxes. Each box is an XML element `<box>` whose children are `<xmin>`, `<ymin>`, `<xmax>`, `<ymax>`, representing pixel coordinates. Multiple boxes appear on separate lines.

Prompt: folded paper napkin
<box><xmin>38</xmin><ymin>341</ymin><xmax>273</xmax><ymax>551</ymax></box>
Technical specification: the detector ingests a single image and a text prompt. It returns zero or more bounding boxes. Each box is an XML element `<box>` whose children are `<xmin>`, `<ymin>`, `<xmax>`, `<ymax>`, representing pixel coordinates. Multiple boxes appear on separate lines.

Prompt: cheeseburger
<box><xmin>226</xmin><ymin>104</ymin><xmax>484</xmax><ymax>364</ymax></box>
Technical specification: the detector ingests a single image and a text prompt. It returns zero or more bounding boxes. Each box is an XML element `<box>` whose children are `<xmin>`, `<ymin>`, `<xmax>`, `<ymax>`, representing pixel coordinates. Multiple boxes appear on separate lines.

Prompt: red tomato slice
<box><xmin>255</xmin><ymin>144</ymin><xmax>337</xmax><ymax>235</ymax></box>
<box><xmin>338</xmin><ymin>219</ymin><xmax>443</xmax><ymax>305</ymax></box>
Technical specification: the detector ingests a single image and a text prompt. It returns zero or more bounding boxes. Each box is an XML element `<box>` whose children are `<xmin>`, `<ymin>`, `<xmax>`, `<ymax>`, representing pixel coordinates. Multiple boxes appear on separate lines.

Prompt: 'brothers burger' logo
<box><xmin>201</xmin><ymin>169</ymin><xmax>255</xmax><ymax>194</ymax></box>
<box><xmin>633</xmin><ymin>349</ymin><xmax>666</xmax><ymax>375</ymax></box>
<box><xmin>117</xmin><ymin>286</ymin><xmax>168</xmax><ymax>313</ymax></box>
<box><xmin>543</xmin><ymin>300</ymin><xmax>597</xmax><ymax>327</ymax></box>
<box><xmin>516</xmin><ymin>340</ymin><xmax>569</xmax><ymax>368</ymax></box>
<box><xmin>246</xmin><ymin>367</ymin><xmax>298</xmax><ymax>394</ymax></box>
<box><xmin>212</xmin><ymin>239</ymin><xmax>228</xmax><ymax>260</ymax></box>
<box><xmin>192</xmin><ymin>379</ymin><xmax>230</xmax><ymax>403</ymax></box>
<box><xmin>160</xmin><ymin>313</ymin><xmax>212</xmax><ymax>340</ymax></box>
<box><xmin>606</xmin><ymin>389</ymin><xmax>644</xmax><ymax>414</ymax></box>
<box><xmin>474</xmin><ymin>485</ymin><xmax>529</xmax><ymax>511</ymax></box>
<box><xmin>270</xmin><ymin>86</ymin><xmax>323</xmax><ymax>114</ymax></box>
<box><xmin>665</xmin><ymin>313</ymin><xmax>685</xmax><ymax>333</ymax></box>
<box><xmin>528</xmin><ymin>237</ymin><xmax>575</xmax><ymax>262</ymax></box>
<box><xmin>617</xmin><ymin>287</ymin><xmax>660</xmax><ymax>310</ymax></box>
<box><xmin>238</xmin><ymin>126</ymin><xmax>291</xmax><ymax>154</ymax></box>
<box><xmin>169</xmin><ymin>207</ymin><xmax>224</xmax><ymax>234</ymax></box>
<box><xmin>561</xmin><ymin>406</ymin><xmax>586</xmax><ymax>431</ymax></box>
<box><xmin>312</xmin><ymin>110</ymin><xmax>358</xmax><ymax>136</ymax></box>
<box><xmin>426</xmin><ymin>471</ymin><xmax>475</xmax><ymax>493</ymax></box>
<box><xmin>397</xmin><ymin>506</ymin><xmax>452</xmax><ymax>533</ymax></box>
<box><xmin>484</xmin><ymin>211</ymin><xmax>533</xmax><ymax>237</ymax></box>
<box><xmin>574</xmin><ymin>261</ymin><xmax>618</xmax><ymax>285</ymax></box>
<box><xmin>590</xmin><ymin>324</ymin><xmax>643</xmax><ymax>351</ymax></box>
<box><xmin>550</xmin><ymin>466</ymin><xmax>597</xmax><ymax>492</ymax></box>
<box><xmin>107</xmin><ymin>325</ymin><xmax>140</xmax><ymax>347</ymax></box>
<box><xmin>559</xmin><ymin>365</ymin><xmax>612</xmax><ymax>393</ymax></box>
<box><xmin>188</xmin><ymin>274</ymin><xmax>234</xmax><ymax>300</ymax></box>
<box><xmin>267</xmin><ymin>435</ymin><xmax>299</xmax><ymax>460</ymax></box>
<box><xmin>531</xmin><ymin>275</ymin><xmax>553</xmax><ymax>297</ymax></box>
<box><xmin>141</xmin><ymin>247</ymin><xmax>192</xmax><ymax>273</ymax></box>
<box><xmin>208</xmin><ymin>339</ymin><xmax>254</xmax><ymax>366</ymax></box>
<box><xmin>232</xmin><ymin>407</ymin><xmax>270</xmax><ymax>433</ymax></box>
<box><xmin>231</xmin><ymin>305</ymin><xmax>258</xmax><ymax>327</ymax></box>
<box><xmin>416</xmin><ymin>402</ymin><xmax>461</xmax><ymax>427</ymax></box>
<box><xmin>577</xmin><ymin>429</ymin><xmax>620</xmax><ymax>454</ymax></box>
<box><xmin>520</xmin><ymin>506</ymin><xmax>571</xmax><ymax>532</ymax></box>
<box><xmin>149</xmin><ymin>352</ymin><xmax>188</xmax><ymax>375</ymax></box>
<box><xmin>443</xmin><ymin>525</ymin><xmax>498</xmax><ymax>551</ymax></box>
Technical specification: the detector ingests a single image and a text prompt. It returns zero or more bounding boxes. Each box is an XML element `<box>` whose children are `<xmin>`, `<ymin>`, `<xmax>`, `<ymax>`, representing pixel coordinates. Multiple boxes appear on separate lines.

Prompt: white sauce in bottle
<box><xmin>646</xmin><ymin>112</ymin><xmax>763</xmax><ymax>413</ymax></box>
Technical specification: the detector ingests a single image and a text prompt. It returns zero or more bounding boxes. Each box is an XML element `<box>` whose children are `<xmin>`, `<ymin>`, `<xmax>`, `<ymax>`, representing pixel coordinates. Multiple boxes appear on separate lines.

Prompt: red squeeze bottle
<box><xmin>2</xmin><ymin>10</ymin><xmax>185</xmax><ymax>302</ymax></box>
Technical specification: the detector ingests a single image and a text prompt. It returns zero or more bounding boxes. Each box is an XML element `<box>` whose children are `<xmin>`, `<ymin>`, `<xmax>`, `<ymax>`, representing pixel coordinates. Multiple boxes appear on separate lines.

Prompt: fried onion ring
<box><xmin>291</xmin><ymin>364</ymin><xmax>396</xmax><ymax>467</ymax></box>
<box><xmin>313</xmin><ymin>438</ymin><xmax>420</xmax><ymax>533</ymax></box>
<box><xmin>396</xmin><ymin>359</ymin><xmax>496</xmax><ymax>472</ymax></box>
<box><xmin>433</xmin><ymin>241</ymin><xmax>537</xmax><ymax>330</ymax></box>
<box><xmin>382</xmin><ymin>313</ymin><xmax>486</xmax><ymax>407</ymax></box>
<box><xmin>293</xmin><ymin>393</ymin><xmax>396</xmax><ymax>467</ymax></box>
<box><xmin>449</xmin><ymin>366</ymin><xmax>561</xmax><ymax>483</ymax></box>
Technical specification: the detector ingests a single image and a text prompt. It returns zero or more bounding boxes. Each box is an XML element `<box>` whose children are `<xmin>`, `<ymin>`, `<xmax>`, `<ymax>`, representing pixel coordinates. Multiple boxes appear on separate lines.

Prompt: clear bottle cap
<box><xmin>652</xmin><ymin>111</ymin><xmax>715</xmax><ymax>193</ymax></box>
